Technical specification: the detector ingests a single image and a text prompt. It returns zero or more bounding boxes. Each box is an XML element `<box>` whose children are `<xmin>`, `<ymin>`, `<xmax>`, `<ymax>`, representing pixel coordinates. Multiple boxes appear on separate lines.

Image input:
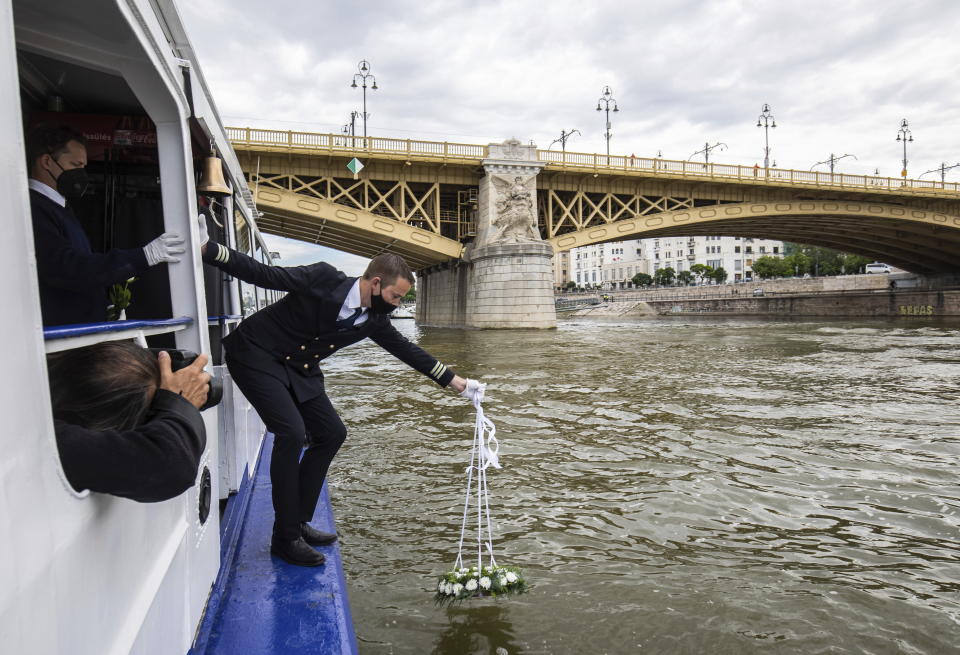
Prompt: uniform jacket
<box><xmin>202</xmin><ymin>241</ymin><xmax>454</xmax><ymax>402</ymax></box>
<box><xmin>30</xmin><ymin>189</ymin><xmax>149</xmax><ymax>325</ymax></box>
<box><xmin>55</xmin><ymin>389</ymin><xmax>206</xmax><ymax>503</ymax></box>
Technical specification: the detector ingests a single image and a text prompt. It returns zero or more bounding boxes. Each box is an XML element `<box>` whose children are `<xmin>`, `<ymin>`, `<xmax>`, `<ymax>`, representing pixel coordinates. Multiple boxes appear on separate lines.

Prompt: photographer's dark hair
<box><xmin>363</xmin><ymin>253</ymin><xmax>414</xmax><ymax>287</ymax></box>
<box><xmin>47</xmin><ymin>341</ymin><xmax>160</xmax><ymax>431</ymax></box>
<box><xmin>25</xmin><ymin>123</ymin><xmax>87</xmax><ymax>168</ymax></box>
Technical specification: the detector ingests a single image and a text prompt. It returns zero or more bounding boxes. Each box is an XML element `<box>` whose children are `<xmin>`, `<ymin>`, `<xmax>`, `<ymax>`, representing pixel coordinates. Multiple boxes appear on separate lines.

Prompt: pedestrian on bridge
<box><xmin>197</xmin><ymin>217</ymin><xmax>479</xmax><ymax>567</ymax></box>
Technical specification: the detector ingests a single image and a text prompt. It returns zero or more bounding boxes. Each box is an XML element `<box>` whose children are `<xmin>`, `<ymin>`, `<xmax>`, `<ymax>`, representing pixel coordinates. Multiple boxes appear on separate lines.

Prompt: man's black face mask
<box><xmin>50</xmin><ymin>156</ymin><xmax>90</xmax><ymax>199</ymax></box>
<box><xmin>370</xmin><ymin>280</ymin><xmax>398</xmax><ymax>315</ymax></box>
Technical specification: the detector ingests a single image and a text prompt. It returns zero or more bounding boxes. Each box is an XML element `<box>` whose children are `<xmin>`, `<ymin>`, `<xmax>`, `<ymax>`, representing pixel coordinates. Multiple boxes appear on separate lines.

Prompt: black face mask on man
<box><xmin>369</xmin><ymin>279</ymin><xmax>398</xmax><ymax>315</ymax></box>
<box><xmin>50</xmin><ymin>156</ymin><xmax>90</xmax><ymax>199</ymax></box>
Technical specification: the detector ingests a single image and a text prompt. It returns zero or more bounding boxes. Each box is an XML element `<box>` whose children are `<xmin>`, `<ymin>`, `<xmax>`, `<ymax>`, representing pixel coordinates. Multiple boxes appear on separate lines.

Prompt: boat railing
<box><xmin>43</xmin><ymin>317</ymin><xmax>194</xmax><ymax>353</ymax></box>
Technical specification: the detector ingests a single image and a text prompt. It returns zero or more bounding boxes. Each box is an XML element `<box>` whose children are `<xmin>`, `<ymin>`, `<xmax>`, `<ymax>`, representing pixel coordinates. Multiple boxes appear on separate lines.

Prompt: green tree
<box><xmin>565</xmin><ymin>280</ymin><xmax>577</xmax><ymax>290</ymax></box>
<box><xmin>402</xmin><ymin>287</ymin><xmax>417</xmax><ymax>302</ymax></box>
<box><xmin>840</xmin><ymin>253</ymin><xmax>873</xmax><ymax>274</ymax></box>
<box><xmin>690</xmin><ymin>263</ymin><xmax>713</xmax><ymax>285</ymax></box>
<box><xmin>784</xmin><ymin>244</ymin><xmax>875</xmax><ymax>277</ymax></box>
<box><xmin>632</xmin><ymin>272</ymin><xmax>653</xmax><ymax>287</ymax></box>
<box><xmin>654</xmin><ymin>266</ymin><xmax>676</xmax><ymax>286</ymax></box>
<box><xmin>783</xmin><ymin>252</ymin><xmax>812</xmax><ymax>276</ymax></box>
<box><xmin>751</xmin><ymin>255</ymin><xmax>791</xmax><ymax>279</ymax></box>
<box><xmin>710</xmin><ymin>266</ymin><xmax>728</xmax><ymax>284</ymax></box>
<box><xmin>677</xmin><ymin>270</ymin><xmax>694</xmax><ymax>286</ymax></box>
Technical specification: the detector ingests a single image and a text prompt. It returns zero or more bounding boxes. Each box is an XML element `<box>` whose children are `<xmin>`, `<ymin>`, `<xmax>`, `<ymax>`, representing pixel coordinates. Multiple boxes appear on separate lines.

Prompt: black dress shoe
<box><xmin>301</xmin><ymin>522</ymin><xmax>338</xmax><ymax>546</ymax></box>
<box><xmin>271</xmin><ymin>536</ymin><xmax>326</xmax><ymax>567</ymax></box>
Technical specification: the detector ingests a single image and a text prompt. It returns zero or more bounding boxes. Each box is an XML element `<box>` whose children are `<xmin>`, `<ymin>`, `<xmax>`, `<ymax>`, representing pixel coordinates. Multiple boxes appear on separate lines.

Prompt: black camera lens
<box><xmin>202</xmin><ymin>375</ymin><xmax>223</xmax><ymax>411</ymax></box>
<box><xmin>149</xmin><ymin>348</ymin><xmax>222</xmax><ymax>410</ymax></box>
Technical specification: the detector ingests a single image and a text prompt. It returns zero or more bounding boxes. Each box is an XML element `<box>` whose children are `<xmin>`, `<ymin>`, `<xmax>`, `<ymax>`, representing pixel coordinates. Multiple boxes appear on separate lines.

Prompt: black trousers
<box><xmin>226</xmin><ymin>356</ymin><xmax>346</xmax><ymax>541</ymax></box>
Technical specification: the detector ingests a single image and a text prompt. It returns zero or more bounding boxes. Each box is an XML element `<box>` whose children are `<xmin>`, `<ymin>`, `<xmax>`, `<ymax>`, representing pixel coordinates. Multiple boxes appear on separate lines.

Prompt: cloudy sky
<box><xmin>179</xmin><ymin>0</ymin><xmax>960</xmax><ymax>268</ymax></box>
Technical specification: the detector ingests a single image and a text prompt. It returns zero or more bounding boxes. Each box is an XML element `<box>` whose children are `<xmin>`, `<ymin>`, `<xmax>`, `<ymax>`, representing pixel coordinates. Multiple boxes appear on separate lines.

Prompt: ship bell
<box><xmin>198</xmin><ymin>149</ymin><xmax>230</xmax><ymax>198</ymax></box>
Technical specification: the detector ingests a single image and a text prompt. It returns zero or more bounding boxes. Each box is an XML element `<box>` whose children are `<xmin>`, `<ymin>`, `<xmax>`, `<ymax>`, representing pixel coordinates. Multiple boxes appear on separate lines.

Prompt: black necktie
<box><xmin>336</xmin><ymin>307</ymin><xmax>363</xmax><ymax>330</ymax></box>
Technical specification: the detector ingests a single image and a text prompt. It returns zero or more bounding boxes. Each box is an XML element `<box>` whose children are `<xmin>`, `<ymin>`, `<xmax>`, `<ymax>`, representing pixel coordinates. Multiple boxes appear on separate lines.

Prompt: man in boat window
<box><xmin>199</xmin><ymin>221</ymin><xmax>481</xmax><ymax>567</ymax></box>
<box><xmin>26</xmin><ymin>123</ymin><xmax>185</xmax><ymax>326</ymax></box>
<box><xmin>48</xmin><ymin>341</ymin><xmax>210</xmax><ymax>503</ymax></box>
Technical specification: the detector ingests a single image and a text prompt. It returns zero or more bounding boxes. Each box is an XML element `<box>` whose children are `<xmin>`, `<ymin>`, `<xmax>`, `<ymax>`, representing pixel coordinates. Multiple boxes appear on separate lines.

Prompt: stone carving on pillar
<box><xmin>490</xmin><ymin>174</ymin><xmax>540</xmax><ymax>243</ymax></box>
<box><xmin>500</xmin><ymin>138</ymin><xmax>524</xmax><ymax>160</ymax></box>
<box><xmin>476</xmin><ymin>138</ymin><xmax>545</xmax><ymax>248</ymax></box>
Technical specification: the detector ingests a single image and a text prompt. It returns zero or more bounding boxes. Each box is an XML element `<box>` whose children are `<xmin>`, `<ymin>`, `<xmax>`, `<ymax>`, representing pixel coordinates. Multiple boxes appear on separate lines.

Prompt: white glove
<box><xmin>143</xmin><ymin>232</ymin><xmax>186</xmax><ymax>266</ymax></box>
<box><xmin>459</xmin><ymin>378</ymin><xmax>484</xmax><ymax>403</ymax></box>
<box><xmin>197</xmin><ymin>212</ymin><xmax>210</xmax><ymax>247</ymax></box>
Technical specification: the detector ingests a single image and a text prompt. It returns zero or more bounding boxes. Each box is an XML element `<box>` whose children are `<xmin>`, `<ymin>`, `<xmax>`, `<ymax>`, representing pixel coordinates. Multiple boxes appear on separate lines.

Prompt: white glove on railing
<box><xmin>197</xmin><ymin>212</ymin><xmax>210</xmax><ymax>247</ymax></box>
<box><xmin>143</xmin><ymin>232</ymin><xmax>186</xmax><ymax>266</ymax></box>
<box><xmin>459</xmin><ymin>378</ymin><xmax>484</xmax><ymax>403</ymax></box>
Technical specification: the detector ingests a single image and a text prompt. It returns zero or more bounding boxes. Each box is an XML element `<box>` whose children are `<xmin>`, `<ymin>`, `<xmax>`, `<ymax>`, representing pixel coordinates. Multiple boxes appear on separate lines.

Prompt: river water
<box><xmin>323</xmin><ymin>317</ymin><xmax>960</xmax><ymax>654</ymax></box>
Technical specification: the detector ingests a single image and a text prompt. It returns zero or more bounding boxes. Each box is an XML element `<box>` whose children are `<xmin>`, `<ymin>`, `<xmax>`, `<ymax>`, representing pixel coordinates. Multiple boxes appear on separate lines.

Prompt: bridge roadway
<box><xmin>227</xmin><ymin>127</ymin><xmax>960</xmax><ymax>273</ymax></box>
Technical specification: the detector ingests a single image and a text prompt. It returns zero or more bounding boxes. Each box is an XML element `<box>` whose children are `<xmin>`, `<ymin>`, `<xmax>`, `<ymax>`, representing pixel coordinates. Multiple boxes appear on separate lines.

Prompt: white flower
<box><xmin>479</xmin><ymin>576</ymin><xmax>491</xmax><ymax>590</ymax></box>
<box><xmin>465</xmin><ymin>579</ymin><xmax>478</xmax><ymax>591</ymax></box>
<box><xmin>438</xmin><ymin>581</ymin><xmax>446</xmax><ymax>592</ymax></box>
<box><xmin>445</xmin><ymin>583</ymin><xmax>455</xmax><ymax>595</ymax></box>
<box><xmin>505</xmin><ymin>572</ymin><xmax>518</xmax><ymax>584</ymax></box>
<box><xmin>459</xmin><ymin>568</ymin><xmax>468</xmax><ymax>575</ymax></box>
<box><xmin>452</xmin><ymin>583</ymin><xmax>464</xmax><ymax>595</ymax></box>
<box><xmin>498</xmin><ymin>576</ymin><xmax>507</xmax><ymax>587</ymax></box>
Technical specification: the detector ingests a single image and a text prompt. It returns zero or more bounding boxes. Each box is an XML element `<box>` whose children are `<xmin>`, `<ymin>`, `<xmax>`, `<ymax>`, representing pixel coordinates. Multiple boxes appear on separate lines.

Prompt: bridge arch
<box><xmin>252</xmin><ymin>186</ymin><xmax>464</xmax><ymax>269</ymax></box>
<box><xmin>547</xmin><ymin>200</ymin><xmax>960</xmax><ymax>273</ymax></box>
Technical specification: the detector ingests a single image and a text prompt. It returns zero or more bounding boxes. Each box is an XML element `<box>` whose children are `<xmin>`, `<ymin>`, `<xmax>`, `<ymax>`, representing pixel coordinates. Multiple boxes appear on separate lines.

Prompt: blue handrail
<box><xmin>43</xmin><ymin>317</ymin><xmax>194</xmax><ymax>340</ymax></box>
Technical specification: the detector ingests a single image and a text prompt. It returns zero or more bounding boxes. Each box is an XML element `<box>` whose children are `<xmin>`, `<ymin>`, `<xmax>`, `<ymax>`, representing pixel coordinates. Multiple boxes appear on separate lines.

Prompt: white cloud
<box><xmin>262</xmin><ymin>234</ymin><xmax>369</xmax><ymax>275</ymax></box>
<box><xmin>182</xmin><ymin>0</ymin><xmax>960</xmax><ymax>182</ymax></box>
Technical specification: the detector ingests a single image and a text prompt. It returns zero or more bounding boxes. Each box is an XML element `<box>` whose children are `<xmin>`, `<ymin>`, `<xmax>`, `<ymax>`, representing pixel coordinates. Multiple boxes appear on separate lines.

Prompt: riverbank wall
<box><xmin>559</xmin><ymin>274</ymin><xmax>960</xmax><ymax>317</ymax></box>
<box><xmin>647</xmin><ymin>288</ymin><xmax>960</xmax><ymax>317</ymax></box>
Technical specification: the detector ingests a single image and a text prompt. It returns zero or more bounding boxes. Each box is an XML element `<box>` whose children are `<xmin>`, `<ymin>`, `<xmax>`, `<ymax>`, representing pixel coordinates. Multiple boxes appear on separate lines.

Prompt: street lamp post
<box><xmin>549</xmin><ymin>128</ymin><xmax>581</xmax><ymax>154</ymax></box>
<box><xmin>690</xmin><ymin>141</ymin><xmax>728</xmax><ymax>165</ymax></box>
<box><xmin>895</xmin><ymin>119</ymin><xmax>913</xmax><ymax>178</ymax></box>
<box><xmin>920</xmin><ymin>162</ymin><xmax>960</xmax><ymax>185</ymax></box>
<box><xmin>756</xmin><ymin>103</ymin><xmax>776</xmax><ymax>172</ymax></box>
<box><xmin>350</xmin><ymin>59</ymin><xmax>378</xmax><ymax>142</ymax></box>
<box><xmin>343</xmin><ymin>110</ymin><xmax>360</xmax><ymax>138</ymax></box>
<box><xmin>811</xmin><ymin>153</ymin><xmax>857</xmax><ymax>175</ymax></box>
<box><xmin>595</xmin><ymin>86</ymin><xmax>619</xmax><ymax>159</ymax></box>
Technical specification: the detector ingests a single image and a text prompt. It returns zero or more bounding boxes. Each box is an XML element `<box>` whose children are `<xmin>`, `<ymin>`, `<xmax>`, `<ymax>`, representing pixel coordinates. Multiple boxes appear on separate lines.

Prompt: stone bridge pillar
<box><xmin>417</xmin><ymin>139</ymin><xmax>557</xmax><ymax>329</ymax></box>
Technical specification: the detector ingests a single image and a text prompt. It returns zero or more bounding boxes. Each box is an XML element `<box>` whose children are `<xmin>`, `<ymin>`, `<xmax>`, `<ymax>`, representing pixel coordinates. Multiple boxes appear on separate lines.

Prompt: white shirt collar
<box><xmin>338</xmin><ymin>278</ymin><xmax>369</xmax><ymax>325</ymax></box>
<box><xmin>29</xmin><ymin>178</ymin><xmax>66</xmax><ymax>207</ymax></box>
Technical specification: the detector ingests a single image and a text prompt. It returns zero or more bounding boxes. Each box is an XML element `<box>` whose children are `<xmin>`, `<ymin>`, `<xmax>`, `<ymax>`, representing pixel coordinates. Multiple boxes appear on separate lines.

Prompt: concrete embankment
<box><xmin>560</xmin><ymin>300</ymin><xmax>658</xmax><ymax>318</ymax></box>
<box><xmin>560</xmin><ymin>274</ymin><xmax>960</xmax><ymax>318</ymax></box>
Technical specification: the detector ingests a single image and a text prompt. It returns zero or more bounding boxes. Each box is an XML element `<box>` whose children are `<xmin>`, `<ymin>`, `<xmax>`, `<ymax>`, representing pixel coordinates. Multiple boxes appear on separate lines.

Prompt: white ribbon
<box><xmin>454</xmin><ymin>382</ymin><xmax>502</xmax><ymax>573</ymax></box>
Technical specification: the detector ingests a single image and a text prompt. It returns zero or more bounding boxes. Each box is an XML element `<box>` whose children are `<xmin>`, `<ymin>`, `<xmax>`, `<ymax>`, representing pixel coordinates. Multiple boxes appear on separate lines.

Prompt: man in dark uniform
<box><xmin>27</xmin><ymin>124</ymin><xmax>185</xmax><ymax>325</ymax></box>
<box><xmin>200</xmin><ymin>231</ymin><xmax>475</xmax><ymax>566</ymax></box>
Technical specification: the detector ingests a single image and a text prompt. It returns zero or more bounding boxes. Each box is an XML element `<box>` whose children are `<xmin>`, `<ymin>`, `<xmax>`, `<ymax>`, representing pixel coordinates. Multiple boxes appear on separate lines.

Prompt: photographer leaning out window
<box><xmin>48</xmin><ymin>341</ymin><xmax>210</xmax><ymax>503</ymax></box>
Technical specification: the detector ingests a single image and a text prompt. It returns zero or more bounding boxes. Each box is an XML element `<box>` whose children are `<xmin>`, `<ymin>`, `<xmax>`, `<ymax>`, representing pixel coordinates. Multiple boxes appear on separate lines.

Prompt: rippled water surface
<box><xmin>323</xmin><ymin>317</ymin><xmax>960</xmax><ymax>654</ymax></box>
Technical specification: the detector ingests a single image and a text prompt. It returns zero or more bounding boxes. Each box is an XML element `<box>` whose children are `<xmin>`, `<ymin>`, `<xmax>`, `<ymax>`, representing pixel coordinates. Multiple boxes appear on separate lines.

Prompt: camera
<box><xmin>151</xmin><ymin>348</ymin><xmax>223</xmax><ymax>411</ymax></box>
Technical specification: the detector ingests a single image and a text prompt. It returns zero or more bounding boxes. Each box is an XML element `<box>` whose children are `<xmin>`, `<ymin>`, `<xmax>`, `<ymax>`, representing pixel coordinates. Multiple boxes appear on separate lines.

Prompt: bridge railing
<box><xmin>226</xmin><ymin>127</ymin><xmax>488</xmax><ymax>159</ymax></box>
<box><xmin>537</xmin><ymin>149</ymin><xmax>960</xmax><ymax>194</ymax></box>
<box><xmin>226</xmin><ymin>127</ymin><xmax>960</xmax><ymax>195</ymax></box>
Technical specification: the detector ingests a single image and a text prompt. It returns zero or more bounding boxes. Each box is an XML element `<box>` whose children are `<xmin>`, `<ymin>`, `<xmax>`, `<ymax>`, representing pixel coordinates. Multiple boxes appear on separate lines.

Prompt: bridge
<box><xmin>227</xmin><ymin>126</ymin><xmax>960</xmax><ymax>328</ymax></box>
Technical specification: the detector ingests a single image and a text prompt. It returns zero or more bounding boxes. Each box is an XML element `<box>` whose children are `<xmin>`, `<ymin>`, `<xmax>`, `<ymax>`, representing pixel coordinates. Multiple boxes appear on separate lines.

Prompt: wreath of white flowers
<box><xmin>435</xmin><ymin>565</ymin><xmax>526</xmax><ymax>605</ymax></box>
<box><xmin>433</xmin><ymin>382</ymin><xmax>527</xmax><ymax>606</ymax></box>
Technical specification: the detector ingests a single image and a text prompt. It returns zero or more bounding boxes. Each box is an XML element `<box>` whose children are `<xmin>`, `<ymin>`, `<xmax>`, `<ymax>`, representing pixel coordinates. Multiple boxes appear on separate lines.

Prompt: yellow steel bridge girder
<box><xmin>252</xmin><ymin>186</ymin><xmax>464</xmax><ymax>270</ymax></box>
<box><xmin>547</xmin><ymin>200</ymin><xmax>960</xmax><ymax>273</ymax></box>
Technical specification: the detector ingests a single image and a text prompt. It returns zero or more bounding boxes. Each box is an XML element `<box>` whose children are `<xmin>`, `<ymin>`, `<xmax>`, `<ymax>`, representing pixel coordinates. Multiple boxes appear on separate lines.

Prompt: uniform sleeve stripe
<box><xmin>430</xmin><ymin>362</ymin><xmax>446</xmax><ymax>378</ymax></box>
<box><xmin>216</xmin><ymin>244</ymin><xmax>230</xmax><ymax>263</ymax></box>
